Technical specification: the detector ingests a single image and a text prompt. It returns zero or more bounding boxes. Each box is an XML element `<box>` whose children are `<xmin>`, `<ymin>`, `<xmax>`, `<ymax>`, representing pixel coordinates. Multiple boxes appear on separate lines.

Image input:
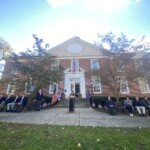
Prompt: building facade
<box><xmin>2</xmin><ymin>37</ymin><xmax>150</xmax><ymax>98</ymax></box>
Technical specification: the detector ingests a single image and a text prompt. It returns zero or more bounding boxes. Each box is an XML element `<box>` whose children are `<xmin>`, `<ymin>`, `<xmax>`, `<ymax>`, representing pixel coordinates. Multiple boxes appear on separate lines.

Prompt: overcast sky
<box><xmin>0</xmin><ymin>0</ymin><xmax>150</xmax><ymax>52</ymax></box>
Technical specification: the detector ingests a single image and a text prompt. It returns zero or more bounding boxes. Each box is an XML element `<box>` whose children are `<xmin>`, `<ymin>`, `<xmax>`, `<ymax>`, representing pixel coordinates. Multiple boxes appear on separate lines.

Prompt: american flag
<box><xmin>51</xmin><ymin>94</ymin><xmax>58</xmax><ymax>105</ymax></box>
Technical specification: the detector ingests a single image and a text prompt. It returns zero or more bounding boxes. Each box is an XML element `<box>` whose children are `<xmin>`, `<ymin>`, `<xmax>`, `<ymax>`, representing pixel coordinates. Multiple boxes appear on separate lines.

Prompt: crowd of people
<box><xmin>0</xmin><ymin>93</ymin><xmax>28</xmax><ymax>112</ymax></box>
<box><xmin>104</xmin><ymin>96</ymin><xmax>150</xmax><ymax>116</ymax></box>
<box><xmin>1</xmin><ymin>88</ymin><xmax>150</xmax><ymax>117</ymax></box>
<box><xmin>85</xmin><ymin>88</ymin><xmax>150</xmax><ymax>116</ymax></box>
<box><xmin>0</xmin><ymin>88</ymin><xmax>64</xmax><ymax>112</ymax></box>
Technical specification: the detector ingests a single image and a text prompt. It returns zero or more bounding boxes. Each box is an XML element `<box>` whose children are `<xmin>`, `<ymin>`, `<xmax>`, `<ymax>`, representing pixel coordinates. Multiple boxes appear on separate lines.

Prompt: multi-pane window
<box><xmin>92</xmin><ymin>77</ymin><xmax>101</xmax><ymax>93</ymax></box>
<box><xmin>91</xmin><ymin>60</ymin><xmax>99</xmax><ymax>70</ymax></box>
<box><xmin>138</xmin><ymin>77</ymin><xmax>150</xmax><ymax>93</ymax></box>
<box><xmin>120</xmin><ymin>80</ymin><xmax>129</xmax><ymax>93</ymax></box>
<box><xmin>71</xmin><ymin>60</ymin><xmax>79</xmax><ymax>72</ymax></box>
<box><xmin>49</xmin><ymin>83</ymin><xmax>58</xmax><ymax>94</ymax></box>
<box><xmin>7</xmin><ymin>84</ymin><xmax>15</xmax><ymax>94</ymax></box>
<box><xmin>51</xmin><ymin>60</ymin><xmax>59</xmax><ymax>70</ymax></box>
<box><xmin>0</xmin><ymin>60</ymin><xmax>5</xmax><ymax>79</ymax></box>
<box><xmin>117</xmin><ymin>76</ymin><xmax>129</xmax><ymax>93</ymax></box>
<box><xmin>116</xmin><ymin>65</ymin><xmax>125</xmax><ymax>72</ymax></box>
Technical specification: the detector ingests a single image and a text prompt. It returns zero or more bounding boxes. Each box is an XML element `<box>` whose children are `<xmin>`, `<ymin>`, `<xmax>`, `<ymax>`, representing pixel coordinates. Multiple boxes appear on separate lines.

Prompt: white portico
<box><xmin>64</xmin><ymin>68</ymin><xmax>86</xmax><ymax>98</ymax></box>
<box><xmin>47</xmin><ymin>36</ymin><xmax>102</xmax><ymax>98</ymax></box>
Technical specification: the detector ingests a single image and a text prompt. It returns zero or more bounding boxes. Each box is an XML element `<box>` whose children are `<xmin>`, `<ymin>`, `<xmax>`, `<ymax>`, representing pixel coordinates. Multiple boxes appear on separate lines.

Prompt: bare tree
<box><xmin>11</xmin><ymin>34</ymin><xmax>64</xmax><ymax>96</ymax></box>
<box><xmin>90</xmin><ymin>32</ymin><xmax>149</xmax><ymax>101</ymax></box>
<box><xmin>0</xmin><ymin>37</ymin><xmax>13</xmax><ymax>91</ymax></box>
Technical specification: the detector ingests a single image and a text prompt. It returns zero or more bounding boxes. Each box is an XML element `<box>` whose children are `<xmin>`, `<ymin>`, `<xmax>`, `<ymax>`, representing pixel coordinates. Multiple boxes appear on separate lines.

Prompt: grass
<box><xmin>0</xmin><ymin>122</ymin><xmax>150</xmax><ymax>150</ymax></box>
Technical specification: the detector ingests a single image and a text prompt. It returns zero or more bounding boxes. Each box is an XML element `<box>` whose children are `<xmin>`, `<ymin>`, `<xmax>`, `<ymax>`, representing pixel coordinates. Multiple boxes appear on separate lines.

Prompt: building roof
<box><xmin>47</xmin><ymin>37</ymin><xmax>103</xmax><ymax>59</ymax></box>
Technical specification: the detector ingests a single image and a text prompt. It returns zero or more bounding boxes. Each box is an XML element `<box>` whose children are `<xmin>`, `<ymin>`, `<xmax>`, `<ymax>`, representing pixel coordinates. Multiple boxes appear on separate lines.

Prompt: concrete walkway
<box><xmin>0</xmin><ymin>108</ymin><xmax>150</xmax><ymax>127</ymax></box>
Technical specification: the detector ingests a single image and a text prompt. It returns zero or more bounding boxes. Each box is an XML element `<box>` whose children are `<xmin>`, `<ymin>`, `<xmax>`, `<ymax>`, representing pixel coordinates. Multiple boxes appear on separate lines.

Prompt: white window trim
<box><xmin>117</xmin><ymin>65</ymin><xmax>125</xmax><ymax>72</ymax></box>
<box><xmin>92</xmin><ymin>77</ymin><xmax>102</xmax><ymax>94</ymax></box>
<box><xmin>91</xmin><ymin>59</ymin><xmax>100</xmax><ymax>70</ymax></box>
<box><xmin>49</xmin><ymin>83</ymin><xmax>58</xmax><ymax>94</ymax></box>
<box><xmin>51</xmin><ymin>60</ymin><xmax>59</xmax><ymax>70</ymax></box>
<box><xmin>6</xmin><ymin>83</ymin><xmax>15</xmax><ymax>95</ymax></box>
<box><xmin>120</xmin><ymin>80</ymin><xmax>129</xmax><ymax>94</ymax></box>
<box><xmin>138</xmin><ymin>77</ymin><xmax>150</xmax><ymax>93</ymax></box>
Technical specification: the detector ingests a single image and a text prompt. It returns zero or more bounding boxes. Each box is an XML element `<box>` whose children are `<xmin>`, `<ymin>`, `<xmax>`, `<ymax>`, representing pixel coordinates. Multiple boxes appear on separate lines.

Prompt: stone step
<box><xmin>55</xmin><ymin>98</ymin><xmax>89</xmax><ymax>108</ymax></box>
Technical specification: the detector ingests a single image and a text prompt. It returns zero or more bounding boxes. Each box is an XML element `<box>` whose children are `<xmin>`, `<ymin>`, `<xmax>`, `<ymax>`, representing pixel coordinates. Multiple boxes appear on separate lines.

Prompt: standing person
<box><xmin>86</xmin><ymin>88</ymin><xmax>91</xmax><ymax>106</ymax></box>
<box><xmin>124</xmin><ymin>97</ymin><xmax>134</xmax><ymax>116</ymax></box>
<box><xmin>68</xmin><ymin>90</ymin><xmax>76</xmax><ymax>112</ymax></box>
<box><xmin>35</xmin><ymin>89</ymin><xmax>43</xmax><ymax>111</ymax></box>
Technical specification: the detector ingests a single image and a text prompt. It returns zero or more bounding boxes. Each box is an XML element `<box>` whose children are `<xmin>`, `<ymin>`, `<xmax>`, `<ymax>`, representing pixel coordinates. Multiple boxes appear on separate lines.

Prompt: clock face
<box><xmin>67</xmin><ymin>44</ymin><xmax>82</xmax><ymax>53</ymax></box>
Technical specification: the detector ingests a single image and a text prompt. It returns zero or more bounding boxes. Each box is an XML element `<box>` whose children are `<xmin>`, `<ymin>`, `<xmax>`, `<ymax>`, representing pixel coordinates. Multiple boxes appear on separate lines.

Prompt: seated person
<box><xmin>5</xmin><ymin>94</ymin><xmax>13</xmax><ymax>111</ymax></box>
<box><xmin>133</xmin><ymin>97</ymin><xmax>146</xmax><ymax>116</ymax></box>
<box><xmin>124</xmin><ymin>97</ymin><xmax>134</xmax><ymax>116</ymax></box>
<box><xmin>17</xmin><ymin>94</ymin><xmax>28</xmax><ymax>112</ymax></box>
<box><xmin>140</xmin><ymin>97</ymin><xmax>150</xmax><ymax>116</ymax></box>
<box><xmin>7</xmin><ymin>94</ymin><xmax>20</xmax><ymax>112</ymax></box>
<box><xmin>105</xmin><ymin>97</ymin><xmax>114</xmax><ymax>109</ymax></box>
<box><xmin>0</xmin><ymin>94</ymin><xmax>6</xmax><ymax>110</ymax></box>
<box><xmin>105</xmin><ymin>97</ymin><xmax>116</xmax><ymax>115</ymax></box>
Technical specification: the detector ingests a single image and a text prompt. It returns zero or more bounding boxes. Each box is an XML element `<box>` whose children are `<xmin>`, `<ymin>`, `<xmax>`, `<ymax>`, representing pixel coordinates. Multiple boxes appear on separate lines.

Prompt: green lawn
<box><xmin>0</xmin><ymin>122</ymin><xmax>150</xmax><ymax>150</ymax></box>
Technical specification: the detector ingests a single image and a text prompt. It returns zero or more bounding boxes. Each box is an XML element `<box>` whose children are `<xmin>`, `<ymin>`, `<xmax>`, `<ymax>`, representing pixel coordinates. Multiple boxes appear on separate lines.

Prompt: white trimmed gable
<box><xmin>47</xmin><ymin>37</ymin><xmax>102</xmax><ymax>59</ymax></box>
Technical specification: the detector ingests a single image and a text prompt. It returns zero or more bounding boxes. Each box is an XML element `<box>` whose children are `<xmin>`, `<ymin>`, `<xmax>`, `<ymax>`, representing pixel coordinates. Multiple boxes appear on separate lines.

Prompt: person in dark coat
<box><xmin>86</xmin><ymin>88</ymin><xmax>91</xmax><ymax>106</ymax></box>
<box><xmin>133</xmin><ymin>97</ymin><xmax>146</xmax><ymax>116</ymax></box>
<box><xmin>0</xmin><ymin>94</ymin><xmax>6</xmax><ymax>109</ymax></box>
<box><xmin>141</xmin><ymin>97</ymin><xmax>150</xmax><ymax>116</ymax></box>
<box><xmin>35</xmin><ymin>89</ymin><xmax>44</xmax><ymax>111</ymax></box>
<box><xmin>68</xmin><ymin>90</ymin><xmax>76</xmax><ymax>112</ymax></box>
<box><xmin>17</xmin><ymin>94</ymin><xmax>28</xmax><ymax>112</ymax></box>
<box><xmin>5</xmin><ymin>94</ymin><xmax>13</xmax><ymax>106</ymax></box>
<box><xmin>124</xmin><ymin>97</ymin><xmax>134</xmax><ymax>116</ymax></box>
<box><xmin>105</xmin><ymin>97</ymin><xmax>116</xmax><ymax>115</ymax></box>
<box><xmin>6</xmin><ymin>94</ymin><xmax>20</xmax><ymax>112</ymax></box>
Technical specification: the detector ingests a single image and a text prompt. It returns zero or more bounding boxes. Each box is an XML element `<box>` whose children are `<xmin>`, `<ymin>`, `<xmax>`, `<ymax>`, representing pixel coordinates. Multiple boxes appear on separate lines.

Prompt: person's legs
<box><xmin>7</xmin><ymin>103</ymin><xmax>13</xmax><ymax>111</ymax></box>
<box><xmin>140</xmin><ymin>106</ymin><xmax>145</xmax><ymax>115</ymax></box>
<box><xmin>126</xmin><ymin>105</ymin><xmax>133</xmax><ymax>116</ymax></box>
<box><xmin>135</xmin><ymin>106</ymin><xmax>142</xmax><ymax>115</ymax></box>
<box><xmin>12</xmin><ymin>103</ymin><xmax>17</xmax><ymax>112</ymax></box>
<box><xmin>35</xmin><ymin>101</ymin><xmax>41</xmax><ymax>111</ymax></box>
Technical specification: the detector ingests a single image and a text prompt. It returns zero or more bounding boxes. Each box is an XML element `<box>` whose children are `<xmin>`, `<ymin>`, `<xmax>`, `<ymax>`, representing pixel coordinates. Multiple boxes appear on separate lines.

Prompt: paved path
<box><xmin>0</xmin><ymin>108</ymin><xmax>150</xmax><ymax>127</ymax></box>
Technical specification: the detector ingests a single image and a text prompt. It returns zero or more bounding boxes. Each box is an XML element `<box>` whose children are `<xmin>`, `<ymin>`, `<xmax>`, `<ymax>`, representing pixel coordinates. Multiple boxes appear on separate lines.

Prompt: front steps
<box><xmin>55</xmin><ymin>98</ymin><xmax>89</xmax><ymax>108</ymax></box>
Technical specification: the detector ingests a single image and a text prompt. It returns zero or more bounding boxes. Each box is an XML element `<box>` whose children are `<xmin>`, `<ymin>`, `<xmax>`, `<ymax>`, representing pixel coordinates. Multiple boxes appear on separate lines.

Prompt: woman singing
<box><xmin>68</xmin><ymin>90</ymin><xmax>76</xmax><ymax>112</ymax></box>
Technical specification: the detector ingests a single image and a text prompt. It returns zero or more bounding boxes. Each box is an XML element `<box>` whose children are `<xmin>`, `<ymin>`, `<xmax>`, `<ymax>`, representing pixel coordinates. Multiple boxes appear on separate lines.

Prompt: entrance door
<box><xmin>70</xmin><ymin>81</ymin><xmax>80</xmax><ymax>95</ymax></box>
<box><xmin>65</xmin><ymin>73</ymin><xmax>86</xmax><ymax>97</ymax></box>
<box><xmin>75</xmin><ymin>82</ymin><xmax>80</xmax><ymax>94</ymax></box>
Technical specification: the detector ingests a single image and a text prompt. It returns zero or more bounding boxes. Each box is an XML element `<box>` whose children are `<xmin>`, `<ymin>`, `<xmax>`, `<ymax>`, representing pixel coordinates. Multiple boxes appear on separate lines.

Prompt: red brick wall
<box><xmin>2</xmin><ymin>58</ymin><xmax>150</xmax><ymax>98</ymax></box>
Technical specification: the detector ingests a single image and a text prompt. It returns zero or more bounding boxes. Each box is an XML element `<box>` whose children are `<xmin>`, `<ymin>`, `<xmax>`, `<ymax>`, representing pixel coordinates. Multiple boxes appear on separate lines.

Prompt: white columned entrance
<box><xmin>64</xmin><ymin>69</ymin><xmax>86</xmax><ymax>98</ymax></box>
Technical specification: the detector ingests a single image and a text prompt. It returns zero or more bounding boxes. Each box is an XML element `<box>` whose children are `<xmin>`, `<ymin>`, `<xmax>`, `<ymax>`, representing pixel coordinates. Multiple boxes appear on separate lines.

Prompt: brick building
<box><xmin>2</xmin><ymin>37</ymin><xmax>150</xmax><ymax>98</ymax></box>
